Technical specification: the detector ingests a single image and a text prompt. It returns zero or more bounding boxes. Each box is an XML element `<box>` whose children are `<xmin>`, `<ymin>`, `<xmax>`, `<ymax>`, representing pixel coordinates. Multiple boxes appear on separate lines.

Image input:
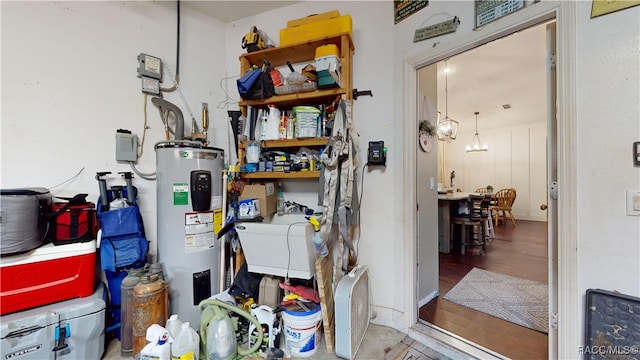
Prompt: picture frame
<box><xmin>634</xmin><ymin>141</ymin><xmax>640</xmax><ymax>166</ymax></box>
<box><xmin>475</xmin><ymin>0</ymin><xmax>524</xmax><ymax>28</ymax></box>
<box><xmin>591</xmin><ymin>0</ymin><xmax>640</xmax><ymax>19</ymax></box>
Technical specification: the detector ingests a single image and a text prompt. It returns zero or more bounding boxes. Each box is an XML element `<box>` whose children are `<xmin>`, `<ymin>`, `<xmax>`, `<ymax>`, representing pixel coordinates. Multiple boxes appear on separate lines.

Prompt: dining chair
<box><xmin>474</xmin><ymin>187</ymin><xmax>488</xmax><ymax>194</ymax></box>
<box><xmin>490</xmin><ymin>188</ymin><xmax>517</xmax><ymax>227</ymax></box>
<box><xmin>451</xmin><ymin>194</ymin><xmax>485</xmax><ymax>255</ymax></box>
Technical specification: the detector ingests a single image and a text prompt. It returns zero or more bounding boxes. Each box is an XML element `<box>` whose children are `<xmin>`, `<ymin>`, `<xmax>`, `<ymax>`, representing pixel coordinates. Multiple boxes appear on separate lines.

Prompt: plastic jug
<box><xmin>165</xmin><ymin>314</ymin><xmax>183</xmax><ymax>339</ymax></box>
<box><xmin>266</xmin><ymin>104</ymin><xmax>281</xmax><ymax>140</ymax></box>
<box><xmin>171</xmin><ymin>322</ymin><xmax>200</xmax><ymax>360</ymax></box>
<box><xmin>245</xmin><ymin>141</ymin><xmax>260</xmax><ymax>164</ymax></box>
<box><xmin>140</xmin><ymin>324</ymin><xmax>172</xmax><ymax>360</ymax></box>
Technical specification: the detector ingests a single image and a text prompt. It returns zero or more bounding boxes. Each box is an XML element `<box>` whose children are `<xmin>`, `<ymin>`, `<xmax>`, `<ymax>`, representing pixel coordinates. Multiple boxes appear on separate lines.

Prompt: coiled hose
<box><xmin>198</xmin><ymin>299</ymin><xmax>264</xmax><ymax>360</ymax></box>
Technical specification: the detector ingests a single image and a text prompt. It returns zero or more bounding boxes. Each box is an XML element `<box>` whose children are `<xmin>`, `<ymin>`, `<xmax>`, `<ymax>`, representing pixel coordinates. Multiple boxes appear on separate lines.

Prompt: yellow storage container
<box><xmin>287</xmin><ymin>10</ymin><xmax>341</xmax><ymax>28</ymax></box>
<box><xmin>280</xmin><ymin>15</ymin><xmax>352</xmax><ymax>46</ymax></box>
<box><xmin>315</xmin><ymin>44</ymin><xmax>340</xmax><ymax>58</ymax></box>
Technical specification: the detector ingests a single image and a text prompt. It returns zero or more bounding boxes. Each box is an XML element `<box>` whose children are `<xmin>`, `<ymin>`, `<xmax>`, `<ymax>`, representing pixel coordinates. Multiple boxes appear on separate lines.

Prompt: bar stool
<box><xmin>450</xmin><ymin>195</ymin><xmax>485</xmax><ymax>255</ymax></box>
<box><xmin>480</xmin><ymin>194</ymin><xmax>495</xmax><ymax>242</ymax></box>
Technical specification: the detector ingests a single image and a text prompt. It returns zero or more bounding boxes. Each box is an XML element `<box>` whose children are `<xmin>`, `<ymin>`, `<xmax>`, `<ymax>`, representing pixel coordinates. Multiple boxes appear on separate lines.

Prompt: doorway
<box><xmin>415</xmin><ymin>22</ymin><xmax>555</xmax><ymax>358</ymax></box>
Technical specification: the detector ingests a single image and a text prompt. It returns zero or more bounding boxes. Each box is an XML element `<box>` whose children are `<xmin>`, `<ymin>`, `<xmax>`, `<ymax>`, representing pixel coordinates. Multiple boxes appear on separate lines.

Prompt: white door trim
<box><xmin>402</xmin><ymin>2</ymin><xmax>578</xmax><ymax>359</ymax></box>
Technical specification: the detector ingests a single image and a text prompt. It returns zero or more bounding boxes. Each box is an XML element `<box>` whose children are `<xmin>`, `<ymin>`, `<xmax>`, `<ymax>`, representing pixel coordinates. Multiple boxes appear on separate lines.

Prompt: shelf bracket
<box><xmin>353</xmin><ymin>89</ymin><xmax>373</xmax><ymax>100</ymax></box>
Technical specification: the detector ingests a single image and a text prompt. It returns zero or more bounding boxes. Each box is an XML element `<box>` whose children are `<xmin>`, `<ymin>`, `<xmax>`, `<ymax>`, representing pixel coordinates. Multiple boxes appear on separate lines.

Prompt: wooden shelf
<box><xmin>237</xmin><ymin>34</ymin><xmax>352</xmax><ymax>182</ymax></box>
<box><xmin>239</xmin><ymin>137</ymin><xmax>329</xmax><ymax>149</ymax></box>
<box><xmin>241</xmin><ymin>170</ymin><xmax>320</xmax><ymax>179</ymax></box>
<box><xmin>239</xmin><ymin>33</ymin><xmax>354</xmax><ymax>69</ymax></box>
<box><xmin>239</xmin><ymin>88</ymin><xmax>345</xmax><ymax>109</ymax></box>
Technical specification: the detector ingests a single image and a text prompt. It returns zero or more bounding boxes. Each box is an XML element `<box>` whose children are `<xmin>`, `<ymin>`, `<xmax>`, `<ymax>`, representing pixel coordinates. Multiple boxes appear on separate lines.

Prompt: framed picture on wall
<box><xmin>475</xmin><ymin>0</ymin><xmax>524</xmax><ymax>28</ymax></box>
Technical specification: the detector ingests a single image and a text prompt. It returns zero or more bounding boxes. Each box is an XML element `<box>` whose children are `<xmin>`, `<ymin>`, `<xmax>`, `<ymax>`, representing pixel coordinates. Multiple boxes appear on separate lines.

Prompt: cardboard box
<box><xmin>239</xmin><ymin>182</ymin><xmax>277</xmax><ymax>217</ymax></box>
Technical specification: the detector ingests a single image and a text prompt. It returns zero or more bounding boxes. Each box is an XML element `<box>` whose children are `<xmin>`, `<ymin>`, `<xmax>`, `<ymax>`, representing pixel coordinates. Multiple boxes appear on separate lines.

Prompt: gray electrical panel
<box><xmin>137</xmin><ymin>53</ymin><xmax>162</xmax><ymax>80</ymax></box>
<box><xmin>116</xmin><ymin>129</ymin><xmax>138</xmax><ymax>162</ymax></box>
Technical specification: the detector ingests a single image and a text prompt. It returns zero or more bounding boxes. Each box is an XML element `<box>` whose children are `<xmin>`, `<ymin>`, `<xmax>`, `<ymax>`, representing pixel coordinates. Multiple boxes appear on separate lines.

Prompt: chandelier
<box><xmin>437</xmin><ymin>65</ymin><xmax>459</xmax><ymax>141</ymax></box>
<box><xmin>466</xmin><ymin>111</ymin><xmax>488</xmax><ymax>152</ymax></box>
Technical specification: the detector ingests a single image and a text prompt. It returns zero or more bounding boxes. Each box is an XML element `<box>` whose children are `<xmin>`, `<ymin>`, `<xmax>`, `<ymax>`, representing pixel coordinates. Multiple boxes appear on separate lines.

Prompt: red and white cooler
<box><xmin>0</xmin><ymin>240</ymin><xmax>97</xmax><ymax>315</ymax></box>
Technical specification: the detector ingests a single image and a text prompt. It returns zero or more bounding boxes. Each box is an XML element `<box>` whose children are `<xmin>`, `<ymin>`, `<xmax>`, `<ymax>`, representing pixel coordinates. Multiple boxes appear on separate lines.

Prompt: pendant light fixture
<box><xmin>437</xmin><ymin>64</ymin><xmax>459</xmax><ymax>141</ymax></box>
<box><xmin>466</xmin><ymin>111</ymin><xmax>488</xmax><ymax>152</ymax></box>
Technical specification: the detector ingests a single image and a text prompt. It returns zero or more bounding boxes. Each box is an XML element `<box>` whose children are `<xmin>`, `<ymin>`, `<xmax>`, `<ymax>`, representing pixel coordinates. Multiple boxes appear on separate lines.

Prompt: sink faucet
<box><xmin>450</xmin><ymin>170</ymin><xmax>455</xmax><ymax>188</ymax></box>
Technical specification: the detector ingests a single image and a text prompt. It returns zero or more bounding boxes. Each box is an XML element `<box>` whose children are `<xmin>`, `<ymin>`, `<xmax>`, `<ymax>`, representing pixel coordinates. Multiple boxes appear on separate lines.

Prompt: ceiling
<box><xmin>177</xmin><ymin>1</ymin><xmax>301</xmax><ymax>23</ymax></box>
<box><xmin>421</xmin><ymin>23</ymin><xmax>549</xmax><ymax>132</ymax></box>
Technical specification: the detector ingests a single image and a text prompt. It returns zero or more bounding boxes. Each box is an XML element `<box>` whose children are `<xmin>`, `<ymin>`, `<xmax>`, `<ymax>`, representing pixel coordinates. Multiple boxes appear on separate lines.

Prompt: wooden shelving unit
<box><xmin>237</xmin><ymin>33</ymin><xmax>353</xmax><ymax>180</ymax></box>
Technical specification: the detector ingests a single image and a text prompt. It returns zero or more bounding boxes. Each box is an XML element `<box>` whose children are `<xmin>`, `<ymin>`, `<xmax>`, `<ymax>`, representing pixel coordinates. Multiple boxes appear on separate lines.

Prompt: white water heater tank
<box><xmin>155</xmin><ymin>142</ymin><xmax>224</xmax><ymax>329</ymax></box>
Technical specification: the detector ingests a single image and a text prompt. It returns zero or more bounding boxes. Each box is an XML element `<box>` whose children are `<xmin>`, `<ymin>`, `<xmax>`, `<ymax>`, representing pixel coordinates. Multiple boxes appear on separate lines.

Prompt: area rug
<box><xmin>443</xmin><ymin>267</ymin><xmax>548</xmax><ymax>333</ymax></box>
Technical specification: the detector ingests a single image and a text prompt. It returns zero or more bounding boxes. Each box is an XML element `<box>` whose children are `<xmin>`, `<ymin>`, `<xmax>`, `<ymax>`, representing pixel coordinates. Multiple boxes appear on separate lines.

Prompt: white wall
<box><xmin>575</xmin><ymin>2</ymin><xmax>640</xmax><ymax>297</ymax></box>
<box><xmin>445</xmin><ymin>122</ymin><xmax>548</xmax><ymax>222</ymax></box>
<box><xmin>1</xmin><ymin>1</ymin><xmax>228</xmax><ymax>261</ymax></box>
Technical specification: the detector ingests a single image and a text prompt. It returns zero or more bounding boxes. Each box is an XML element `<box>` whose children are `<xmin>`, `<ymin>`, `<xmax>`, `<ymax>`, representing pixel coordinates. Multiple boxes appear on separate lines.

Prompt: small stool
<box><xmin>450</xmin><ymin>195</ymin><xmax>485</xmax><ymax>255</ymax></box>
<box><xmin>451</xmin><ymin>217</ymin><xmax>483</xmax><ymax>255</ymax></box>
<box><xmin>480</xmin><ymin>194</ymin><xmax>495</xmax><ymax>243</ymax></box>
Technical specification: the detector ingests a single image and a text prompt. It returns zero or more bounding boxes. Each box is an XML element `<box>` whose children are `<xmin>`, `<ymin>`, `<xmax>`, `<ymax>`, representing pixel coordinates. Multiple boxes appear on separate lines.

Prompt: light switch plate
<box><xmin>626</xmin><ymin>190</ymin><xmax>640</xmax><ymax>216</ymax></box>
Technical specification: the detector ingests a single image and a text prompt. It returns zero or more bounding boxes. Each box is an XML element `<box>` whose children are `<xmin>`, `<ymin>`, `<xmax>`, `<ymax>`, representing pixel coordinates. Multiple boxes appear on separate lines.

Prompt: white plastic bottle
<box><xmin>140</xmin><ymin>325</ymin><xmax>172</xmax><ymax>360</ymax></box>
<box><xmin>165</xmin><ymin>314</ymin><xmax>183</xmax><ymax>340</ymax></box>
<box><xmin>266</xmin><ymin>104</ymin><xmax>281</xmax><ymax>140</ymax></box>
<box><xmin>171</xmin><ymin>322</ymin><xmax>200</xmax><ymax>360</ymax></box>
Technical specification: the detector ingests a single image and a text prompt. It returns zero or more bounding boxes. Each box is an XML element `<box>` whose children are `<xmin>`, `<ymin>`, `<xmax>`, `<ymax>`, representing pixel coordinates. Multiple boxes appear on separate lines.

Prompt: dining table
<box><xmin>437</xmin><ymin>192</ymin><xmax>481</xmax><ymax>253</ymax></box>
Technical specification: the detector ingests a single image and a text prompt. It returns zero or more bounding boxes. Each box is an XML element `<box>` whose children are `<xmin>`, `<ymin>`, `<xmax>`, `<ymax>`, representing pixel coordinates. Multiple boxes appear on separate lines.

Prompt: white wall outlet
<box><xmin>626</xmin><ymin>190</ymin><xmax>640</xmax><ymax>216</ymax></box>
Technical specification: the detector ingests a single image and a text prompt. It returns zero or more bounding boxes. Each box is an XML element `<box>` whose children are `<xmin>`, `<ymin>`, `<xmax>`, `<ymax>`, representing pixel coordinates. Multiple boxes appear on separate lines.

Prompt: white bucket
<box><xmin>282</xmin><ymin>303</ymin><xmax>323</xmax><ymax>358</ymax></box>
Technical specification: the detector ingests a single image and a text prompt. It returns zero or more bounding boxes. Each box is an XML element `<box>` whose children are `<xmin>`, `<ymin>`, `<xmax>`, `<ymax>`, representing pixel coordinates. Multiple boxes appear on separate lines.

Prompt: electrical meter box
<box><xmin>115</xmin><ymin>129</ymin><xmax>138</xmax><ymax>162</ymax></box>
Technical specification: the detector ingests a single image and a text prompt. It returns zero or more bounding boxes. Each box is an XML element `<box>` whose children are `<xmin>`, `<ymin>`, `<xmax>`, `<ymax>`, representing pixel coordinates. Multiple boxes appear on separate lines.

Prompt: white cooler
<box><xmin>0</xmin><ymin>283</ymin><xmax>106</xmax><ymax>360</ymax></box>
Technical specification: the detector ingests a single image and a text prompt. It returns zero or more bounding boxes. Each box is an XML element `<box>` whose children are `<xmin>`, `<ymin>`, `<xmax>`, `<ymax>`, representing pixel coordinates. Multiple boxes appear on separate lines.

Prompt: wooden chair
<box><xmin>491</xmin><ymin>188</ymin><xmax>517</xmax><ymax>227</ymax></box>
<box><xmin>474</xmin><ymin>187</ymin><xmax>489</xmax><ymax>194</ymax></box>
<box><xmin>451</xmin><ymin>194</ymin><xmax>485</xmax><ymax>255</ymax></box>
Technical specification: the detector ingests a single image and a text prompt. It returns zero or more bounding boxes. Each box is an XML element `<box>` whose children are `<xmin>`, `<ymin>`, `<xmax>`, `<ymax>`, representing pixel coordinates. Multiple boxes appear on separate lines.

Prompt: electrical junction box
<box><xmin>115</xmin><ymin>129</ymin><xmax>138</xmax><ymax>162</ymax></box>
<box><xmin>367</xmin><ymin>140</ymin><xmax>387</xmax><ymax>166</ymax></box>
<box><xmin>137</xmin><ymin>53</ymin><xmax>162</xmax><ymax>94</ymax></box>
<box><xmin>137</xmin><ymin>53</ymin><xmax>162</xmax><ymax>80</ymax></box>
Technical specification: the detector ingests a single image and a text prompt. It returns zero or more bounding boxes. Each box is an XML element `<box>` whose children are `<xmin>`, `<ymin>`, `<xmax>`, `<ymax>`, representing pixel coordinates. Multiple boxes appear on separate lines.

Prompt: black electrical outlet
<box><xmin>193</xmin><ymin>269</ymin><xmax>211</xmax><ymax>305</ymax></box>
<box><xmin>367</xmin><ymin>141</ymin><xmax>387</xmax><ymax>166</ymax></box>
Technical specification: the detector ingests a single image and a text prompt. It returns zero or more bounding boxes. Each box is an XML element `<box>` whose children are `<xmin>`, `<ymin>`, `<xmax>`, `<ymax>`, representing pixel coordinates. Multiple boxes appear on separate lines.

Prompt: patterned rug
<box><xmin>443</xmin><ymin>267</ymin><xmax>549</xmax><ymax>333</ymax></box>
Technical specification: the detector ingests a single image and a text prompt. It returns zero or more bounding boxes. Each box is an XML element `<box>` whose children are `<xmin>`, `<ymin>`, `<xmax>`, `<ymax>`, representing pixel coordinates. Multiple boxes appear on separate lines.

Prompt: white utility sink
<box><xmin>262</xmin><ymin>213</ymin><xmax>310</xmax><ymax>225</ymax></box>
<box><xmin>235</xmin><ymin>213</ymin><xmax>316</xmax><ymax>279</ymax></box>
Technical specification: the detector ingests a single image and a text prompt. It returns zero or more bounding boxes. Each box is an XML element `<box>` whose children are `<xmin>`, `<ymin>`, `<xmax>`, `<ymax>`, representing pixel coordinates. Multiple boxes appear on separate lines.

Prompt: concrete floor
<box><xmin>102</xmin><ymin>323</ymin><xmax>407</xmax><ymax>359</ymax></box>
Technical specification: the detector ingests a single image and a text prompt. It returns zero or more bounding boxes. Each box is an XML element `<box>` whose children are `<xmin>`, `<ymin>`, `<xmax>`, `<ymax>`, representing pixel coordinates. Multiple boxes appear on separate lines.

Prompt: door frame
<box><xmin>401</xmin><ymin>2</ymin><xmax>578</xmax><ymax>359</ymax></box>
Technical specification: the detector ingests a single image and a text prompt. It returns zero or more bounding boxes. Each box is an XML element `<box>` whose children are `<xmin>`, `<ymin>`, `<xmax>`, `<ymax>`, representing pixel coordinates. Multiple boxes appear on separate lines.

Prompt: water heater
<box><xmin>155</xmin><ymin>141</ymin><xmax>224</xmax><ymax>328</ymax></box>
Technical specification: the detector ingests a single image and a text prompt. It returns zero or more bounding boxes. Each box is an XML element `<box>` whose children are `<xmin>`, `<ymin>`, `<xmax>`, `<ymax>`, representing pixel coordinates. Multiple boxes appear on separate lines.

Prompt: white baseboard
<box><xmin>418</xmin><ymin>289</ymin><xmax>439</xmax><ymax>308</ymax></box>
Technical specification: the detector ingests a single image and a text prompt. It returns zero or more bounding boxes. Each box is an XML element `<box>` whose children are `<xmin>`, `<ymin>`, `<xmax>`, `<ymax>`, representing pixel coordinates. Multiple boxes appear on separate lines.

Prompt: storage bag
<box><xmin>0</xmin><ymin>188</ymin><xmax>52</xmax><ymax>256</ymax></box>
<box><xmin>46</xmin><ymin>194</ymin><xmax>99</xmax><ymax>245</ymax></box>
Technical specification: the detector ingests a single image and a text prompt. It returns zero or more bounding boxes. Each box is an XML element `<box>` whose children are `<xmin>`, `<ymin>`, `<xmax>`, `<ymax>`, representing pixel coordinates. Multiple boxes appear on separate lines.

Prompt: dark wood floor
<box><xmin>419</xmin><ymin>220</ymin><xmax>549</xmax><ymax>359</ymax></box>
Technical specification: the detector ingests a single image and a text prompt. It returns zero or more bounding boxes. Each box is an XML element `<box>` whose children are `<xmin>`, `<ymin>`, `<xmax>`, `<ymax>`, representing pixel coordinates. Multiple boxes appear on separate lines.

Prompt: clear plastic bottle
<box><xmin>277</xmin><ymin>186</ymin><xmax>285</xmax><ymax>216</ymax></box>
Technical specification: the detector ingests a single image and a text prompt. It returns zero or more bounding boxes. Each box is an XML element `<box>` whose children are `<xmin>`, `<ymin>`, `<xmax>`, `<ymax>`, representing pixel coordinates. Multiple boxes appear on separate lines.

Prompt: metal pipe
<box><xmin>151</xmin><ymin>97</ymin><xmax>185</xmax><ymax>140</ymax></box>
